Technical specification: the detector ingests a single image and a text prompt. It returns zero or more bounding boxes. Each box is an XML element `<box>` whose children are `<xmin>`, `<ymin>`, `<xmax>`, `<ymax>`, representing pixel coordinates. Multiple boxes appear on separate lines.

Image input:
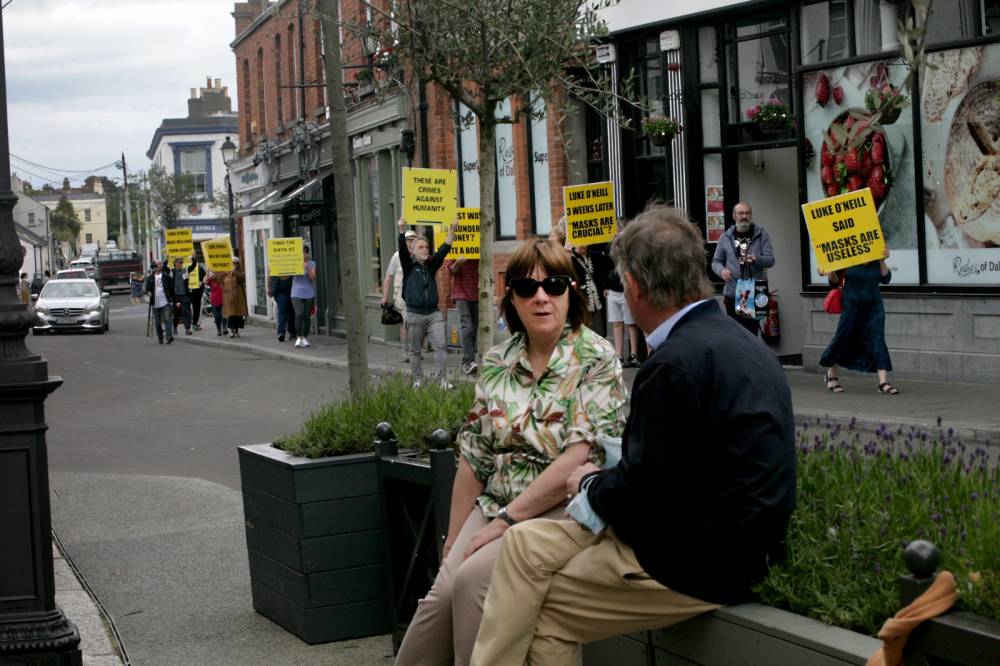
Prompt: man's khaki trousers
<box><xmin>471</xmin><ymin>518</ymin><xmax>721</xmax><ymax>666</ymax></box>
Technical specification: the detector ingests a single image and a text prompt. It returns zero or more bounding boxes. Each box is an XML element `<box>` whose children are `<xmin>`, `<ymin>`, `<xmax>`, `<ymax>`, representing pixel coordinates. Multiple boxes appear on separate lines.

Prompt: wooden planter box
<box><xmin>238</xmin><ymin>443</ymin><xmax>390</xmax><ymax>644</ymax></box>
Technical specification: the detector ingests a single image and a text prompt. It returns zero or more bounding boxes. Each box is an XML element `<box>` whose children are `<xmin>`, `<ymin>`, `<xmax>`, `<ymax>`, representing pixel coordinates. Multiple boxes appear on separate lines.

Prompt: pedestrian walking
<box><xmin>144</xmin><ymin>260</ymin><xmax>175</xmax><ymax>344</ymax></box>
<box><xmin>291</xmin><ymin>245</ymin><xmax>317</xmax><ymax>348</ymax></box>
<box><xmin>186</xmin><ymin>257</ymin><xmax>206</xmax><ymax>331</ymax></box>
<box><xmin>382</xmin><ymin>229</ymin><xmax>417</xmax><ymax>362</ymax></box>
<box><xmin>222</xmin><ymin>258</ymin><xmax>248</xmax><ymax>338</ymax></box>
<box><xmin>171</xmin><ymin>257</ymin><xmax>193</xmax><ymax>335</ymax></box>
<box><xmin>268</xmin><ymin>273</ymin><xmax>297</xmax><ymax>342</ymax></box>
<box><xmin>446</xmin><ymin>257</ymin><xmax>479</xmax><ymax>375</ymax></box>
<box><xmin>711</xmin><ymin>201</ymin><xmax>775</xmax><ymax>336</ymax></box>
<box><xmin>397</xmin><ymin>217</ymin><xmax>457</xmax><ymax>388</ymax></box>
<box><xmin>205</xmin><ymin>271</ymin><xmax>227</xmax><ymax>336</ymax></box>
<box><xmin>819</xmin><ymin>248</ymin><xmax>899</xmax><ymax>395</ymax></box>
<box><xmin>17</xmin><ymin>272</ymin><xmax>31</xmax><ymax>304</ymax></box>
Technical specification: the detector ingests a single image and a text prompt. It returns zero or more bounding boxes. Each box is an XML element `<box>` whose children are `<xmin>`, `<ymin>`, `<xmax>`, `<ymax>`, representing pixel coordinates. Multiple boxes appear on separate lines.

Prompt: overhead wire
<box><xmin>10</xmin><ymin>152</ymin><xmax>118</xmax><ymax>175</ymax></box>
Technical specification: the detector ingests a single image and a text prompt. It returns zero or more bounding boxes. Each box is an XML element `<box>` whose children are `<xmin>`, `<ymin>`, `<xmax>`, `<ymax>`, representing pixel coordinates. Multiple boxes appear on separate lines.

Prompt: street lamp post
<box><xmin>220</xmin><ymin>136</ymin><xmax>238</xmax><ymax>255</ymax></box>
<box><xmin>0</xmin><ymin>9</ymin><xmax>82</xmax><ymax>665</ymax></box>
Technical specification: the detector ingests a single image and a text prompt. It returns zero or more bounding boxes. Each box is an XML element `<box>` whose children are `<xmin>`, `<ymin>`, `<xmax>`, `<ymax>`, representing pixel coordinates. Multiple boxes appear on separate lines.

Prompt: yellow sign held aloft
<box><xmin>563</xmin><ymin>181</ymin><xmax>617</xmax><ymax>246</ymax></box>
<box><xmin>201</xmin><ymin>238</ymin><xmax>233</xmax><ymax>272</ymax></box>
<box><xmin>267</xmin><ymin>237</ymin><xmax>305</xmax><ymax>277</ymax></box>
<box><xmin>165</xmin><ymin>228</ymin><xmax>194</xmax><ymax>259</ymax></box>
<box><xmin>802</xmin><ymin>188</ymin><xmax>886</xmax><ymax>273</ymax></box>
<box><xmin>434</xmin><ymin>208</ymin><xmax>480</xmax><ymax>260</ymax></box>
<box><xmin>401</xmin><ymin>167</ymin><xmax>457</xmax><ymax>227</ymax></box>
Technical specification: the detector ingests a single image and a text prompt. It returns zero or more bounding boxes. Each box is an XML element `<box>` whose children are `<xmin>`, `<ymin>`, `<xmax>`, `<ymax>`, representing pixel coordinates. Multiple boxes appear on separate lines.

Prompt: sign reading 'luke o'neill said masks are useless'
<box><xmin>401</xmin><ymin>167</ymin><xmax>457</xmax><ymax>226</ymax></box>
<box><xmin>266</xmin><ymin>237</ymin><xmax>305</xmax><ymax>277</ymax></box>
<box><xmin>563</xmin><ymin>181</ymin><xmax>617</xmax><ymax>246</ymax></box>
<box><xmin>201</xmin><ymin>238</ymin><xmax>233</xmax><ymax>272</ymax></box>
<box><xmin>802</xmin><ymin>188</ymin><xmax>886</xmax><ymax>273</ymax></box>
<box><xmin>434</xmin><ymin>208</ymin><xmax>480</xmax><ymax>260</ymax></box>
<box><xmin>165</xmin><ymin>228</ymin><xmax>194</xmax><ymax>259</ymax></box>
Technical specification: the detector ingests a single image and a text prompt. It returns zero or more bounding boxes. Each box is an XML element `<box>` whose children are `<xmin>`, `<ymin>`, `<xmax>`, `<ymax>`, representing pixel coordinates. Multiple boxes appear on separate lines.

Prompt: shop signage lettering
<box><xmin>462</xmin><ymin>160</ymin><xmax>479</xmax><ymax>174</ymax></box>
<box><xmin>802</xmin><ymin>188</ymin><xmax>886</xmax><ymax>273</ymax></box>
<box><xmin>433</xmin><ymin>208</ymin><xmax>481</xmax><ymax>259</ymax></box>
<box><xmin>266</xmin><ymin>237</ymin><xmax>305</xmax><ymax>277</ymax></box>
<box><xmin>563</xmin><ymin>181</ymin><xmax>617</xmax><ymax>246</ymax></box>
<box><xmin>201</xmin><ymin>238</ymin><xmax>234</xmax><ymax>272</ymax></box>
<box><xmin>240</xmin><ymin>172</ymin><xmax>259</xmax><ymax>186</ymax></box>
<box><xmin>533</xmin><ymin>151</ymin><xmax>548</xmax><ymax>164</ymax></box>
<box><xmin>401</xmin><ymin>167</ymin><xmax>457</xmax><ymax>226</ymax></box>
<box><xmin>352</xmin><ymin>133</ymin><xmax>373</xmax><ymax>150</ymax></box>
<box><xmin>165</xmin><ymin>228</ymin><xmax>195</xmax><ymax>259</ymax></box>
<box><xmin>953</xmin><ymin>257</ymin><xmax>1000</xmax><ymax>278</ymax></box>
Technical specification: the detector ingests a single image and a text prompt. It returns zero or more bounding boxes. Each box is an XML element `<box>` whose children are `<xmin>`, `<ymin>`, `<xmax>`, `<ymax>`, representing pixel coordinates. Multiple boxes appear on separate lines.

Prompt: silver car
<box><xmin>32</xmin><ymin>279</ymin><xmax>110</xmax><ymax>334</ymax></box>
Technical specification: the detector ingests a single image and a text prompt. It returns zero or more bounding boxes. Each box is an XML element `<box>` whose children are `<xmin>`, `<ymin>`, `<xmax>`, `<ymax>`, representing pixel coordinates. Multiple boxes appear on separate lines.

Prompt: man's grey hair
<box><xmin>610</xmin><ymin>205</ymin><xmax>713</xmax><ymax>309</ymax></box>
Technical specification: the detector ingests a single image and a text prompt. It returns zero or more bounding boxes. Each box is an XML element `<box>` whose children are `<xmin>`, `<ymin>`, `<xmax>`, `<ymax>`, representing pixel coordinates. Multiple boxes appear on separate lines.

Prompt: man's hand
<box><xmin>397</xmin><ymin>217</ymin><xmax>407</xmax><ymax>233</ymax></box>
<box><xmin>566</xmin><ymin>462</ymin><xmax>601</xmax><ymax>498</ymax></box>
<box><xmin>882</xmin><ymin>247</ymin><xmax>891</xmax><ymax>260</ymax></box>
<box><xmin>721</xmin><ymin>268</ymin><xmax>733</xmax><ymax>281</ymax></box>
<box><xmin>462</xmin><ymin>518</ymin><xmax>508</xmax><ymax>560</ymax></box>
<box><xmin>446</xmin><ymin>220</ymin><xmax>459</xmax><ymax>244</ymax></box>
<box><xmin>746</xmin><ymin>254</ymin><xmax>757</xmax><ymax>264</ymax></box>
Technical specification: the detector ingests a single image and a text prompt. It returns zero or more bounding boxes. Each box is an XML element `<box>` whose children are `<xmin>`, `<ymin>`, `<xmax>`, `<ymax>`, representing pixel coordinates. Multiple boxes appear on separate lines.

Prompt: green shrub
<box><xmin>756</xmin><ymin>419</ymin><xmax>1000</xmax><ymax>636</ymax></box>
<box><xmin>274</xmin><ymin>373</ymin><xmax>476</xmax><ymax>458</ymax></box>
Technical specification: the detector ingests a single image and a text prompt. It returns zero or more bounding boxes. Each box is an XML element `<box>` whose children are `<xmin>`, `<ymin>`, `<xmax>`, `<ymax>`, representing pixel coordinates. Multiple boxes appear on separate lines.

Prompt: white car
<box><xmin>32</xmin><ymin>279</ymin><xmax>110</xmax><ymax>334</ymax></box>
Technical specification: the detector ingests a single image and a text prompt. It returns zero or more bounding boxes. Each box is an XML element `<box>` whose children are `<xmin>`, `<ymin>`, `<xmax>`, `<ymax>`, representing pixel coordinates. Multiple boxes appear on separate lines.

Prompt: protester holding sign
<box><xmin>171</xmin><ymin>258</ymin><xmax>194</xmax><ymax>336</ymax></box>
<box><xmin>710</xmin><ymin>201</ymin><xmax>775</xmax><ymax>336</ymax></box>
<box><xmin>186</xmin><ymin>257</ymin><xmax>206</xmax><ymax>332</ymax></box>
<box><xmin>818</xmin><ymin>248</ymin><xmax>898</xmax><ymax>395</ymax></box>
<box><xmin>291</xmin><ymin>245</ymin><xmax>317</xmax><ymax>348</ymax></box>
<box><xmin>222</xmin><ymin>257</ymin><xmax>248</xmax><ymax>338</ymax></box>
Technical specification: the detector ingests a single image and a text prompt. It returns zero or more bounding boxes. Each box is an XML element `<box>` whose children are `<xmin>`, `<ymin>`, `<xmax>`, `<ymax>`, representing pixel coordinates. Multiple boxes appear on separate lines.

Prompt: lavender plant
<box><xmin>756</xmin><ymin>418</ymin><xmax>1000</xmax><ymax>635</ymax></box>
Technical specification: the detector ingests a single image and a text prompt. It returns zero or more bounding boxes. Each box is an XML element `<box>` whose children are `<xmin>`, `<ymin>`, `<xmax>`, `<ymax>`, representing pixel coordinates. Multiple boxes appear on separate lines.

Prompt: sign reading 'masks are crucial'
<box><xmin>401</xmin><ymin>167</ymin><xmax>457</xmax><ymax>227</ymax></box>
<box><xmin>802</xmin><ymin>187</ymin><xmax>886</xmax><ymax>273</ymax></box>
<box><xmin>563</xmin><ymin>181</ymin><xmax>617</xmax><ymax>246</ymax></box>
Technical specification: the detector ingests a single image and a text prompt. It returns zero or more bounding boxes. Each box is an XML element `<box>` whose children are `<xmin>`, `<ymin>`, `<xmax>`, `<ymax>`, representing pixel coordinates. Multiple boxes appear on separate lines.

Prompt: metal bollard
<box><xmin>428</xmin><ymin>429</ymin><xmax>457</xmax><ymax>563</ymax></box>
<box><xmin>900</xmin><ymin>539</ymin><xmax>940</xmax><ymax>605</ymax></box>
<box><xmin>375</xmin><ymin>421</ymin><xmax>399</xmax><ymax>459</ymax></box>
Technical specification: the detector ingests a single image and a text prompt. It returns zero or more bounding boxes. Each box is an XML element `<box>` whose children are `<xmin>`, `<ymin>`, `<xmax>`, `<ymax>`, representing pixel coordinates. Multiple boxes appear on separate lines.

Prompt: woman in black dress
<box><xmin>819</xmin><ymin>248</ymin><xmax>899</xmax><ymax>395</ymax></box>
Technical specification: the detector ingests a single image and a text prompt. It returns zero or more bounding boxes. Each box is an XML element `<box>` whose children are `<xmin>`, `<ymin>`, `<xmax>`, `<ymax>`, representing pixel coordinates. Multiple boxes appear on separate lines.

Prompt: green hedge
<box><xmin>273</xmin><ymin>373</ymin><xmax>476</xmax><ymax>458</ymax></box>
<box><xmin>756</xmin><ymin>419</ymin><xmax>1000</xmax><ymax>636</ymax></box>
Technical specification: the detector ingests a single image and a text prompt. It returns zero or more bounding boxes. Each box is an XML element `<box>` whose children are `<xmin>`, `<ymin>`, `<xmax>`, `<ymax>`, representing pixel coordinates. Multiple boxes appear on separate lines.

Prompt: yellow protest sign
<box><xmin>267</xmin><ymin>237</ymin><xmax>305</xmax><ymax>277</ymax></box>
<box><xmin>165</xmin><ymin>228</ymin><xmax>194</xmax><ymax>259</ymax></box>
<box><xmin>802</xmin><ymin>188</ymin><xmax>886</xmax><ymax>273</ymax></box>
<box><xmin>402</xmin><ymin>167</ymin><xmax>457</xmax><ymax>226</ymax></box>
<box><xmin>201</xmin><ymin>238</ymin><xmax>233</xmax><ymax>272</ymax></box>
<box><xmin>563</xmin><ymin>181</ymin><xmax>617</xmax><ymax>246</ymax></box>
<box><xmin>433</xmin><ymin>208</ymin><xmax>480</xmax><ymax>260</ymax></box>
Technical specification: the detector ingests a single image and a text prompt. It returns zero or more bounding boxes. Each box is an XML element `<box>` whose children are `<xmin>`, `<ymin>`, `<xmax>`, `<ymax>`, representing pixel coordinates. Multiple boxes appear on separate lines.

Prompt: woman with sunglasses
<box><xmin>395</xmin><ymin>239</ymin><xmax>626</xmax><ymax>666</ymax></box>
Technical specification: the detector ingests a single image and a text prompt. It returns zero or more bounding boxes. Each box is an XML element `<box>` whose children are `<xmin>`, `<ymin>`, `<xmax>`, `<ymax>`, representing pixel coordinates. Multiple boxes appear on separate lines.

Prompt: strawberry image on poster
<box><xmin>816</xmin><ymin>74</ymin><xmax>830</xmax><ymax>107</ymax></box>
<box><xmin>833</xmin><ymin>85</ymin><xmax>844</xmax><ymax>105</ymax></box>
<box><xmin>819</xmin><ymin>109</ymin><xmax>892</xmax><ymax>201</ymax></box>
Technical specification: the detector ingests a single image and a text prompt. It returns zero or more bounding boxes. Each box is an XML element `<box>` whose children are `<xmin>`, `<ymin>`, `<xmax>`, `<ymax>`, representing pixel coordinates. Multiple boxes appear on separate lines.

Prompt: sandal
<box><xmin>878</xmin><ymin>382</ymin><xmax>900</xmax><ymax>395</ymax></box>
<box><xmin>825</xmin><ymin>372</ymin><xmax>844</xmax><ymax>393</ymax></box>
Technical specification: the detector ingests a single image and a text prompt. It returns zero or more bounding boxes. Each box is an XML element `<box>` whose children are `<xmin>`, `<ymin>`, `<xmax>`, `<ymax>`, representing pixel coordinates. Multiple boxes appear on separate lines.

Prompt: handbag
<box><xmin>823</xmin><ymin>271</ymin><xmax>845</xmax><ymax>315</ymax></box>
<box><xmin>381</xmin><ymin>303</ymin><xmax>403</xmax><ymax>326</ymax></box>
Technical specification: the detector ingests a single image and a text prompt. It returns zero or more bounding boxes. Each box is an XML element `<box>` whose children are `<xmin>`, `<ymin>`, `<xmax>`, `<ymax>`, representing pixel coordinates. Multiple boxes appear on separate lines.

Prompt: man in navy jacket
<box><xmin>472</xmin><ymin>206</ymin><xmax>796</xmax><ymax>666</ymax></box>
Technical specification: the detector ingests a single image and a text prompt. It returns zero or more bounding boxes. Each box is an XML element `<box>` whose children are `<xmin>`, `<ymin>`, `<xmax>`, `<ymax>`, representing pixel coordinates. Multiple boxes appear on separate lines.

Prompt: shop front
<box><xmin>601</xmin><ymin>0</ymin><xmax>1000</xmax><ymax>382</ymax></box>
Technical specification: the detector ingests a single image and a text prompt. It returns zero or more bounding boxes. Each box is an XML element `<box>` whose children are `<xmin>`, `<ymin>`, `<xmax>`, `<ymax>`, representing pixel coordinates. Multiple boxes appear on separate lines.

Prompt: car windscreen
<box><xmin>41</xmin><ymin>282</ymin><xmax>99</xmax><ymax>298</ymax></box>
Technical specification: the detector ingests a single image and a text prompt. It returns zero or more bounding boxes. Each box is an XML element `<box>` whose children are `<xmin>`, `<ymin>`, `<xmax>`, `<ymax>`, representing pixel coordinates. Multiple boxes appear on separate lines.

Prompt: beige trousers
<box><xmin>394</xmin><ymin>505</ymin><xmax>565</xmax><ymax>666</ymax></box>
<box><xmin>471</xmin><ymin>518</ymin><xmax>722</xmax><ymax>666</ymax></box>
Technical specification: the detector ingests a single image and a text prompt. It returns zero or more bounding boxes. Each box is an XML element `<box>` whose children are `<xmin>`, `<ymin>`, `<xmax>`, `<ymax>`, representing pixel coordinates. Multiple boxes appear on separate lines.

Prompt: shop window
<box><xmin>495</xmin><ymin>98</ymin><xmax>517</xmax><ymax>238</ymax></box>
<box><xmin>702</xmin><ymin>89</ymin><xmax>722</xmax><ymax>146</ymax></box>
<box><xmin>364</xmin><ymin>156</ymin><xmax>383</xmax><ymax>293</ymax></box>
<box><xmin>529</xmin><ymin>96</ymin><xmax>552</xmax><ymax>235</ymax></box>
<box><xmin>584</xmin><ymin>104</ymin><xmax>606</xmax><ymax>183</ymax></box>
<box><xmin>457</xmin><ymin>103</ymin><xmax>480</xmax><ymax>207</ymax></box>
<box><xmin>853</xmin><ymin>0</ymin><xmax>884</xmax><ymax>55</ymax></box>
<box><xmin>924</xmin><ymin>0</ymin><xmax>981</xmax><ymax>44</ymax></box>
<box><xmin>921</xmin><ymin>43</ymin><xmax>1000</xmax><ymax>285</ymax></box>
<box><xmin>801</xmin><ymin>1</ymin><xmax>850</xmax><ymax>64</ymax></box>
<box><xmin>801</xmin><ymin>58</ymin><xmax>918</xmax><ymax>284</ymax></box>
<box><xmin>699</xmin><ymin>26</ymin><xmax>718</xmax><ymax>83</ymax></box>
<box><xmin>731</xmin><ymin>32</ymin><xmax>791</xmax><ymax>124</ymax></box>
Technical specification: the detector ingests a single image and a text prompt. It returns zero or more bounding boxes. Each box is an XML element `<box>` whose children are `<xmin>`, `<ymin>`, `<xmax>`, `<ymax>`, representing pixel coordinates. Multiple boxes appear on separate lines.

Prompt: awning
<box><xmin>235</xmin><ymin>187</ymin><xmax>282</xmax><ymax>216</ymax></box>
<box><xmin>262</xmin><ymin>171</ymin><xmax>330</xmax><ymax>214</ymax></box>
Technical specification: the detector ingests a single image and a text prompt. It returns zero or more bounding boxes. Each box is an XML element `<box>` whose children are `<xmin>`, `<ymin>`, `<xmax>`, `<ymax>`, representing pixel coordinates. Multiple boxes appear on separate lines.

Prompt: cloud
<box><xmin>4</xmin><ymin>0</ymin><xmax>238</xmax><ymax>184</ymax></box>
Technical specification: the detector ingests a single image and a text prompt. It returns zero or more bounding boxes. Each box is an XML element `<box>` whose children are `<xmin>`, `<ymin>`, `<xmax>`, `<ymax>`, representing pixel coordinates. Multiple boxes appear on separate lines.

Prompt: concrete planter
<box><xmin>238</xmin><ymin>443</ymin><xmax>389</xmax><ymax>644</ymax></box>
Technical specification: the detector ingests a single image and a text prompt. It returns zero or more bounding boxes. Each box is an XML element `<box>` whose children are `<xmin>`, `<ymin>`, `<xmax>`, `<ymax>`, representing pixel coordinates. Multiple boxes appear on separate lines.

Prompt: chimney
<box><xmin>215</xmin><ymin>78</ymin><xmax>222</xmax><ymax>90</ymax></box>
<box><xmin>206</xmin><ymin>76</ymin><xmax>212</xmax><ymax>89</ymax></box>
<box><xmin>232</xmin><ymin>1</ymin><xmax>271</xmax><ymax>37</ymax></box>
<box><xmin>62</xmin><ymin>178</ymin><xmax>71</xmax><ymax>192</ymax></box>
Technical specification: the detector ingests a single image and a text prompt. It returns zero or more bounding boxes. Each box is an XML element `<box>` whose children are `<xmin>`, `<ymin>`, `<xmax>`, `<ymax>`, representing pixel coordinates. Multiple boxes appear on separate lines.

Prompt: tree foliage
<box><xmin>49</xmin><ymin>196</ymin><xmax>81</xmax><ymax>251</ymax></box>
<box><xmin>148</xmin><ymin>165</ymin><xmax>201</xmax><ymax>230</ymax></box>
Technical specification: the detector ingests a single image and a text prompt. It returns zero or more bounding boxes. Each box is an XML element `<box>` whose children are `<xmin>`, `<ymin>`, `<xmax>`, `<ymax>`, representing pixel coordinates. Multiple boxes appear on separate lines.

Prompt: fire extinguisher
<box><xmin>763</xmin><ymin>289</ymin><xmax>781</xmax><ymax>342</ymax></box>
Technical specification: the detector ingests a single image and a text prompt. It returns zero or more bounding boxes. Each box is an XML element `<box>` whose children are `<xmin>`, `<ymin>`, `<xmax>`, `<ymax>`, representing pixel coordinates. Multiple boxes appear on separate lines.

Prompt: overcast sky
<box><xmin>4</xmin><ymin>0</ymin><xmax>238</xmax><ymax>189</ymax></box>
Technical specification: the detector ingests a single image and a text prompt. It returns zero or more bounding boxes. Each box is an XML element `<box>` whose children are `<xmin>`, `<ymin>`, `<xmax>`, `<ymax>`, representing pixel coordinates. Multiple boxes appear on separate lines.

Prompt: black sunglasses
<box><xmin>508</xmin><ymin>275</ymin><xmax>573</xmax><ymax>298</ymax></box>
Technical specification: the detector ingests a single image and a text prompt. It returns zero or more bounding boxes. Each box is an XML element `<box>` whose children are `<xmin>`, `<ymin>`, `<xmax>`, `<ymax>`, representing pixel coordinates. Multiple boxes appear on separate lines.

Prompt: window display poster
<box><xmin>920</xmin><ymin>44</ymin><xmax>1000</xmax><ymax>284</ymax></box>
<box><xmin>706</xmin><ymin>185</ymin><xmax>724</xmax><ymax>213</ymax></box>
<box><xmin>433</xmin><ymin>208</ymin><xmax>481</xmax><ymax>259</ymax></box>
<box><xmin>802</xmin><ymin>59</ymin><xmax>918</xmax><ymax>283</ymax></box>
<box><xmin>706</xmin><ymin>213</ymin><xmax>725</xmax><ymax>242</ymax></box>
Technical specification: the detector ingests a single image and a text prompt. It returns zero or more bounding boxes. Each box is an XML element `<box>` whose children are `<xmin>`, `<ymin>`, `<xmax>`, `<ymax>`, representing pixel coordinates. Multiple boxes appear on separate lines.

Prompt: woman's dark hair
<box><xmin>303</xmin><ymin>244</ymin><xmax>310</xmax><ymax>253</ymax></box>
<box><xmin>499</xmin><ymin>239</ymin><xmax>589</xmax><ymax>334</ymax></box>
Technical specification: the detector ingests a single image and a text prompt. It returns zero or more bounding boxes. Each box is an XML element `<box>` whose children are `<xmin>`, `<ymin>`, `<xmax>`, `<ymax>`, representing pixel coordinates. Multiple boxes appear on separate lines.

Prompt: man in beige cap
<box><xmin>383</xmin><ymin>229</ymin><xmax>418</xmax><ymax>360</ymax></box>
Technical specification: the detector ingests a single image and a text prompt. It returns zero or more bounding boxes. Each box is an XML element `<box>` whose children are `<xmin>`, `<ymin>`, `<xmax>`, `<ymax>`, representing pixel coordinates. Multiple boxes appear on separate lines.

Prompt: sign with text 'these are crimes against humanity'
<box><xmin>401</xmin><ymin>167</ymin><xmax>457</xmax><ymax>226</ymax></box>
<box><xmin>802</xmin><ymin>188</ymin><xmax>886</xmax><ymax>273</ymax></box>
<box><xmin>165</xmin><ymin>228</ymin><xmax>194</xmax><ymax>259</ymax></box>
<box><xmin>433</xmin><ymin>208</ymin><xmax>480</xmax><ymax>260</ymax></box>
<box><xmin>563</xmin><ymin>181</ymin><xmax>616</xmax><ymax>246</ymax></box>
<box><xmin>266</xmin><ymin>237</ymin><xmax>305</xmax><ymax>277</ymax></box>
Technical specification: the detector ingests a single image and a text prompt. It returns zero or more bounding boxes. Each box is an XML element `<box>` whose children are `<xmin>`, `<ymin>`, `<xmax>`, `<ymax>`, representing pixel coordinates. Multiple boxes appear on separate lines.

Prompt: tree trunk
<box><xmin>319</xmin><ymin>0</ymin><xmax>370</xmax><ymax>393</ymax></box>
<box><xmin>476</xmin><ymin>115</ymin><xmax>498</xmax><ymax>360</ymax></box>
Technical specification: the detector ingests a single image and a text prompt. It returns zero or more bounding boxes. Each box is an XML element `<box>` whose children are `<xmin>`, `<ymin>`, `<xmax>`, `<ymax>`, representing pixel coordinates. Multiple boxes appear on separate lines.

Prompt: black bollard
<box><xmin>900</xmin><ymin>539</ymin><xmax>940</xmax><ymax>605</ymax></box>
<box><xmin>375</xmin><ymin>421</ymin><xmax>399</xmax><ymax>459</ymax></box>
<box><xmin>428</xmin><ymin>429</ymin><xmax>457</xmax><ymax>563</ymax></box>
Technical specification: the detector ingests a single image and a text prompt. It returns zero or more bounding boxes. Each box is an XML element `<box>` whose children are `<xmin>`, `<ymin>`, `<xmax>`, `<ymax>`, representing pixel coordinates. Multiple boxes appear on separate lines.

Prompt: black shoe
<box><xmin>166</xmin><ymin>337</ymin><xmax>174</xmax><ymax>344</ymax></box>
<box><xmin>624</xmin><ymin>354</ymin><xmax>639</xmax><ymax>368</ymax></box>
<box><xmin>278</xmin><ymin>334</ymin><xmax>285</xmax><ymax>342</ymax></box>
<box><xmin>158</xmin><ymin>338</ymin><xmax>164</xmax><ymax>345</ymax></box>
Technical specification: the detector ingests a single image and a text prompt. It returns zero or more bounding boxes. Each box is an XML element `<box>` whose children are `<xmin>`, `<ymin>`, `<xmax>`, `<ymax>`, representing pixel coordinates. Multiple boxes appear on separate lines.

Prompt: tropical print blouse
<box><xmin>458</xmin><ymin>325</ymin><xmax>627</xmax><ymax>516</ymax></box>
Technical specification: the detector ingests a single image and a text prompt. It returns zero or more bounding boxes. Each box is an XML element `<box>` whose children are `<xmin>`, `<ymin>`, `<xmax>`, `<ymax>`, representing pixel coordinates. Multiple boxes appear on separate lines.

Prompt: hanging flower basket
<box><xmin>746</xmin><ymin>97</ymin><xmax>792</xmax><ymax>139</ymax></box>
<box><xmin>649</xmin><ymin>132</ymin><xmax>677</xmax><ymax>147</ymax></box>
<box><xmin>642</xmin><ymin>114</ymin><xmax>682</xmax><ymax>146</ymax></box>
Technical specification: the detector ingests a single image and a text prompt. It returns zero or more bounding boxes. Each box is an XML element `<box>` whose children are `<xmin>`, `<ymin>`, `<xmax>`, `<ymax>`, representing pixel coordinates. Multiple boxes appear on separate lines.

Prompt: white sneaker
<box><xmin>301</xmin><ymin>339</ymin><xmax>311</xmax><ymax>347</ymax></box>
<box><xmin>294</xmin><ymin>338</ymin><xmax>303</xmax><ymax>348</ymax></box>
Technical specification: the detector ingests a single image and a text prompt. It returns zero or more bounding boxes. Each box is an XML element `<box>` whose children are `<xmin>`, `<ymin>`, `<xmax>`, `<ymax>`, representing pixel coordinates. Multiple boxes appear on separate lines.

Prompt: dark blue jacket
<box><xmin>588</xmin><ymin>300</ymin><xmax>796</xmax><ymax>604</ymax></box>
<box><xmin>398</xmin><ymin>232</ymin><xmax>451</xmax><ymax>315</ymax></box>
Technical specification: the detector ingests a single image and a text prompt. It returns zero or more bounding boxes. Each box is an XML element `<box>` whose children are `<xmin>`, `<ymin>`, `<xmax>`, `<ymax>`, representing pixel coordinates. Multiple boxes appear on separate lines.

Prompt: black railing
<box><xmin>374</xmin><ymin>422</ymin><xmax>457</xmax><ymax>652</ymax></box>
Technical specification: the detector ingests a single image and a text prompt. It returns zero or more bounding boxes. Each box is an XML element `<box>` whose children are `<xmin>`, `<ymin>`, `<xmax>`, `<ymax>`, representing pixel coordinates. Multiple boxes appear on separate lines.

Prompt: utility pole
<box><xmin>119</xmin><ymin>152</ymin><xmax>134</xmax><ymax>250</ymax></box>
<box><xmin>318</xmin><ymin>0</ymin><xmax>369</xmax><ymax>392</ymax></box>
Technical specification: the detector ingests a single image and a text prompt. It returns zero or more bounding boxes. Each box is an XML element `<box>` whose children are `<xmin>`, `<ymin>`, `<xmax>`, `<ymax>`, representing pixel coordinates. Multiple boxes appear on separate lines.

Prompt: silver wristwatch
<box><xmin>497</xmin><ymin>506</ymin><xmax>518</xmax><ymax>526</ymax></box>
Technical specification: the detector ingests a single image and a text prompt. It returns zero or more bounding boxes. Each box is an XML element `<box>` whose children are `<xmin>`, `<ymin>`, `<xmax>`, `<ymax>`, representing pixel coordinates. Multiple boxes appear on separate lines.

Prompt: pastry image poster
<box><xmin>920</xmin><ymin>44</ymin><xmax>1000</xmax><ymax>285</ymax></box>
<box><xmin>802</xmin><ymin>58</ymin><xmax>917</xmax><ymax>284</ymax></box>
